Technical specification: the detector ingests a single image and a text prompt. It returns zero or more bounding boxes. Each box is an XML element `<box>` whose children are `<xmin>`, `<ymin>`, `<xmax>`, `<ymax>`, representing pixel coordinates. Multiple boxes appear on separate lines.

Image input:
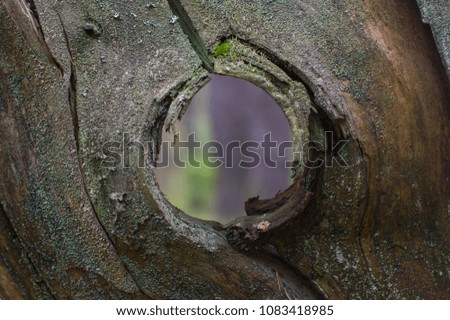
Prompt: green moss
<box><xmin>212</xmin><ymin>41</ymin><xmax>231</xmax><ymax>57</ymax></box>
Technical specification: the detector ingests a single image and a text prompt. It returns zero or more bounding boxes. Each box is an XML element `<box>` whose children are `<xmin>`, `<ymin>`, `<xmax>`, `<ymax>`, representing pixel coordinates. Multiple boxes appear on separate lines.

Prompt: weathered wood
<box><xmin>0</xmin><ymin>0</ymin><xmax>448</xmax><ymax>299</ymax></box>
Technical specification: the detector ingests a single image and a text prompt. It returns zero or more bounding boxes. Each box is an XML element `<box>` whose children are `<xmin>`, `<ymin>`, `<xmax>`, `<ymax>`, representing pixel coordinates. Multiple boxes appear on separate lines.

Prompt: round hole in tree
<box><xmin>154</xmin><ymin>74</ymin><xmax>294</xmax><ymax>224</ymax></box>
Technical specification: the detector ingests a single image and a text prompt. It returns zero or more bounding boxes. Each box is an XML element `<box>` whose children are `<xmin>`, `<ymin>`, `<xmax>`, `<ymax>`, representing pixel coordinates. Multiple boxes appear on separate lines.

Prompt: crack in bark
<box><xmin>4</xmin><ymin>0</ymin><xmax>64</xmax><ymax>75</ymax></box>
<box><xmin>56</xmin><ymin>14</ymin><xmax>150</xmax><ymax>299</ymax></box>
<box><xmin>24</xmin><ymin>0</ymin><xmax>47</xmax><ymax>43</ymax></box>
<box><xmin>356</xmin><ymin>139</ymin><xmax>379</xmax><ymax>291</ymax></box>
<box><xmin>167</xmin><ymin>0</ymin><xmax>214</xmax><ymax>72</ymax></box>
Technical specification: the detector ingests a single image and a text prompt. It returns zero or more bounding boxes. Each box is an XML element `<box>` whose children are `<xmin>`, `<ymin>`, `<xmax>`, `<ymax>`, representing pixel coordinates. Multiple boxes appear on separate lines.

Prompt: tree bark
<box><xmin>0</xmin><ymin>0</ymin><xmax>448</xmax><ymax>299</ymax></box>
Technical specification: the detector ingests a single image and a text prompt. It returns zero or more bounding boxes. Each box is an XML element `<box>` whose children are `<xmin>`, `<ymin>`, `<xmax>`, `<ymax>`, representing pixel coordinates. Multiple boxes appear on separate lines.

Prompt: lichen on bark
<box><xmin>0</xmin><ymin>0</ymin><xmax>448</xmax><ymax>299</ymax></box>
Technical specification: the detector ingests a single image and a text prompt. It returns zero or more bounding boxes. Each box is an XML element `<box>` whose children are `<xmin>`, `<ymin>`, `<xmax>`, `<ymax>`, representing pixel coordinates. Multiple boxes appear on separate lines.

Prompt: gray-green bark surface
<box><xmin>0</xmin><ymin>0</ymin><xmax>448</xmax><ymax>299</ymax></box>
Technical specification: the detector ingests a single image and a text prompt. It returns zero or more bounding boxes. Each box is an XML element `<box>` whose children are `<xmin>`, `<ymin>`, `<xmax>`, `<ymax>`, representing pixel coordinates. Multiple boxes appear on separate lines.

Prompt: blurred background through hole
<box><xmin>154</xmin><ymin>74</ymin><xmax>293</xmax><ymax>224</ymax></box>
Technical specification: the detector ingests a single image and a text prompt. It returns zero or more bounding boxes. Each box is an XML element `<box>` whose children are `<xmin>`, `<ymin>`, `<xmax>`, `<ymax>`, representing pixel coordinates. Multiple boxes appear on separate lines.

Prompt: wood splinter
<box><xmin>223</xmin><ymin>169</ymin><xmax>313</xmax><ymax>249</ymax></box>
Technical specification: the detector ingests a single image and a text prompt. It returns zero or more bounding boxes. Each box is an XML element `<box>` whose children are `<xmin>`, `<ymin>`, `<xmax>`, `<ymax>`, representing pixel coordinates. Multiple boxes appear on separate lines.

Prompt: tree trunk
<box><xmin>0</xmin><ymin>0</ymin><xmax>448</xmax><ymax>299</ymax></box>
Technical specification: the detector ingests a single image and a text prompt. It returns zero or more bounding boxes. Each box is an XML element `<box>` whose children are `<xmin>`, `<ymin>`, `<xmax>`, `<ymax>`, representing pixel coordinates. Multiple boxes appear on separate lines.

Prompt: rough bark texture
<box><xmin>0</xmin><ymin>0</ymin><xmax>448</xmax><ymax>299</ymax></box>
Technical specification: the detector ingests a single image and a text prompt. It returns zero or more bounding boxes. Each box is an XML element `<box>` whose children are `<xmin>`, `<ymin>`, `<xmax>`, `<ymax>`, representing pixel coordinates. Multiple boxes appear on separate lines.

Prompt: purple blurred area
<box><xmin>155</xmin><ymin>74</ymin><xmax>293</xmax><ymax>223</ymax></box>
